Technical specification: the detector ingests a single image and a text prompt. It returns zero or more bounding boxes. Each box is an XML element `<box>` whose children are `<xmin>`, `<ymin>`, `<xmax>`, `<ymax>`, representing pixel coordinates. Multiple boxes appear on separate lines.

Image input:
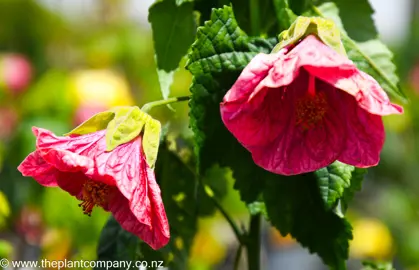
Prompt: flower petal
<box><xmin>17</xmin><ymin>151</ymin><xmax>59</xmax><ymax>187</ymax></box>
<box><xmin>41</xmin><ymin>149</ymin><xmax>94</xmax><ymax>173</ymax></box>
<box><xmin>55</xmin><ymin>171</ymin><xmax>87</xmax><ymax>198</ymax></box>
<box><xmin>108</xmin><ymin>183</ymin><xmax>170</xmax><ymax>250</ymax></box>
<box><xmin>33</xmin><ymin>127</ymin><xmax>106</xmax><ymax>155</ymax></box>
<box><xmin>89</xmin><ymin>136</ymin><xmax>147</xmax><ymax>211</ymax></box>
<box><xmin>221</xmin><ymin>53</ymin><xmax>291</xmax><ymax>148</ymax></box>
<box><xmin>250</xmin><ymin>78</ymin><xmax>346</xmax><ymax>175</ymax></box>
<box><xmin>337</xmin><ymin>92</ymin><xmax>385</xmax><ymax>167</ymax></box>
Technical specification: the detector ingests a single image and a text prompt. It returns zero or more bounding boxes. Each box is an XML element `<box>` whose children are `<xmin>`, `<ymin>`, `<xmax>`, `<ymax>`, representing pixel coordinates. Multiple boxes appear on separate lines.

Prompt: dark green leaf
<box><xmin>342</xmin><ymin>167</ymin><xmax>367</xmax><ymax>212</ymax></box>
<box><xmin>149</xmin><ymin>0</ymin><xmax>196</xmax><ymax>99</ymax></box>
<box><xmin>95</xmin><ymin>217</ymin><xmax>140</xmax><ymax>270</ymax></box>
<box><xmin>273</xmin><ymin>0</ymin><xmax>297</xmax><ymax>30</ymax></box>
<box><xmin>263</xmin><ymin>174</ymin><xmax>352</xmax><ymax>269</ymax></box>
<box><xmin>186</xmin><ymin>6</ymin><xmax>277</xmax><ymax>203</ymax></box>
<box><xmin>310</xmin><ymin>2</ymin><xmax>406</xmax><ymax>101</ymax></box>
<box><xmin>314</xmin><ymin>161</ymin><xmax>353</xmax><ymax>210</ymax></box>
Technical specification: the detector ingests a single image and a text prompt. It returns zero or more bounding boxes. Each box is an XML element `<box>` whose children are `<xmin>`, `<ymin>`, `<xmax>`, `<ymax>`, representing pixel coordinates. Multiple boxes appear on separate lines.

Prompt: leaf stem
<box><xmin>246</xmin><ymin>213</ymin><xmax>261</xmax><ymax>270</ymax></box>
<box><xmin>250</xmin><ymin>0</ymin><xmax>260</xmax><ymax>36</ymax></box>
<box><xmin>205</xmin><ymin>186</ymin><xmax>244</xmax><ymax>244</ymax></box>
<box><xmin>141</xmin><ymin>96</ymin><xmax>190</xmax><ymax>112</ymax></box>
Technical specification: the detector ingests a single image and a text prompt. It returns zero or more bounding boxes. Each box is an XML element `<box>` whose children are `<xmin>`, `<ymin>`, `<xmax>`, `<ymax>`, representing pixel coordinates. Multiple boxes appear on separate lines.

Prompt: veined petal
<box><xmin>109</xmin><ymin>185</ymin><xmax>170</xmax><ymax>250</ymax></box>
<box><xmin>42</xmin><ymin>149</ymin><xmax>94</xmax><ymax>173</ymax></box>
<box><xmin>17</xmin><ymin>151</ymin><xmax>59</xmax><ymax>187</ymax></box>
<box><xmin>337</xmin><ymin>92</ymin><xmax>385</xmax><ymax>167</ymax></box>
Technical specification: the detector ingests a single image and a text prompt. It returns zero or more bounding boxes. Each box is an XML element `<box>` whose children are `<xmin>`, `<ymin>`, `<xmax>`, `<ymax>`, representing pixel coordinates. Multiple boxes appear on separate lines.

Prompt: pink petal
<box><xmin>55</xmin><ymin>171</ymin><xmax>88</xmax><ymax>198</ymax></box>
<box><xmin>33</xmin><ymin>127</ymin><xmax>106</xmax><ymax>155</ymax></box>
<box><xmin>250</xmin><ymin>76</ymin><xmax>346</xmax><ymax>175</ymax></box>
<box><xmin>41</xmin><ymin>149</ymin><xmax>94</xmax><ymax>173</ymax></box>
<box><xmin>88</xmin><ymin>137</ymin><xmax>149</xmax><ymax>220</ymax></box>
<box><xmin>17</xmin><ymin>151</ymin><xmax>59</xmax><ymax>187</ymax></box>
<box><xmin>221</xmin><ymin>53</ymin><xmax>291</xmax><ymax>148</ymax></box>
<box><xmin>108</xmin><ymin>184</ymin><xmax>170</xmax><ymax>250</ymax></box>
<box><xmin>271</xmin><ymin>35</ymin><xmax>402</xmax><ymax>116</ymax></box>
<box><xmin>337</xmin><ymin>92</ymin><xmax>385</xmax><ymax>167</ymax></box>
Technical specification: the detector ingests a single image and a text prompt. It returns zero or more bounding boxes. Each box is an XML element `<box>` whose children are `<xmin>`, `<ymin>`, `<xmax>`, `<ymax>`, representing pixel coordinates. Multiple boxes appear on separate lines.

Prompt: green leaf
<box><xmin>314</xmin><ymin>0</ymin><xmax>378</xmax><ymax>42</ymax></box>
<box><xmin>149</xmin><ymin>0</ymin><xmax>196</xmax><ymax>100</ymax></box>
<box><xmin>273</xmin><ymin>0</ymin><xmax>297</xmax><ymax>30</ymax></box>
<box><xmin>247</xmin><ymin>201</ymin><xmax>268</xmax><ymax>219</ymax></box>
<box><xmin>342</xmin><ymin>167</ymin><xmax>367</xmax><ymax>212</ymax></box>
<box><xmin>95</xmin><ymin>217</ymin><xmax>140</xmax><ymax>270</ymax></box>
<box><xmin>311</xmin><ymin>2</ymin><xmax>406</xmax><ymax>101</ymax></box>
<box><xmin>186</xmin><ymin>5</ymin><xmax>277</xmax><ymax>203</ymax></box>
<box><xmin>314</xmin><ymin>161</ymin><xmax>354</xmax><ymax>210</ymax></box>
<box><xmin>142</xmin><ymin>119</ymin><xmax>162</xmax><ymax>169</ymax></box>
<box><xmin>273</xmin><ymin>16</ymin><xmax>346</xmax><ymax>55</ymax></box>
<box><xmin>65</xmin><ymin>111</ymin><xmax>115</xmax><ymax>136</ymax></box>
<box><xmin>263</xmin><ymin>174</ymin><xmax>352</xmax><ymax>269</ymax></box>
<box><xmin>105</xmin><ymin>107</ymin><xmax>145</xmax><ymax>151</ymax></box>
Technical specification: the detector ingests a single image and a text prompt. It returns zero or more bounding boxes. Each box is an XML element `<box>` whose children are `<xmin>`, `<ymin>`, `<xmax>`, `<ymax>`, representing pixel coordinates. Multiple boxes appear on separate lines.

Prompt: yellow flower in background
<box><xmin>350</xmin><ymin>218</ymin><xmax>393</xmax><ymax>260</ymax></box>
<box><xmin>189</xmin><ymin>227</ymin><xmax>226</xmax><ymax>267</ymax></box>
<box><xmin>0</xmin><ymin>191</ymin><xmax>10</xmax><ymax>230</ymax></box>
<box><xmin>41</xmin><ymin>228</ymin><xmax>72</xmax><ymax>268</ymax></box>
<box><xmin>68</xmin><ymin>70</ymin><xmax>134</xmax><ymax>108</ymax></box>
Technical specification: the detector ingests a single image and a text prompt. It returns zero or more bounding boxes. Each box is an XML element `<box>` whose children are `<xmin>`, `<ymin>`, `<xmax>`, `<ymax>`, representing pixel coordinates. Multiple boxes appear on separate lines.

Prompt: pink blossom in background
<box><xmin>0</xmin><ymin>107</ymin><xmax>18</xmax><ymax>140</ymax></box>
<box><xmin>220</xmin><ymin>35</ymin><xmax>403</xmax><ymax>175</ymax></box>
<box><xmin>0</xmin><ymin>54</ymin><xmax>32</xmax><ymax>93</ymax></box>
<box><xmin>18</xmin><ymin>127</ymin><xmax>170</xmax><ymax>250</ymax></box>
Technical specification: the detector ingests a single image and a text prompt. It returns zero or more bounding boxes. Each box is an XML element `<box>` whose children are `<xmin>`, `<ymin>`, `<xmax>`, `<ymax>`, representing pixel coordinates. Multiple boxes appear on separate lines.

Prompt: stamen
<box><xmin>78</xmin><ymin>180</ymin><xmax>110</xmax><ymax>216</ymax></box>
<box><xmin>295</xmin><ymin>91</ymin><xmax>328</xmax><ymax>130</ymax></box>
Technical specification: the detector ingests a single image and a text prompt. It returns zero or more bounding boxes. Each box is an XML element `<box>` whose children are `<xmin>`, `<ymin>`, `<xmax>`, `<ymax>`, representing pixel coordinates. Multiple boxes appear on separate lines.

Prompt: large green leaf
<box><xmin>186</xmin><ymin>5</ymin><xmax>276</xmax><ymax>203</ymax></box>
<box><xmin>342</xmin><ymin>167</ymin><xmax>367</xmax><ymax>212</ymax></box>
<box><xmin>149</xmin><ymin>0</ymin><xmax>196</xmax><ymax>100</ymax></box>
<box><xmin>263</xmin><ymin>173</ymin><xmax>353</xmax><ymax>270</ymax></box>
<box><xmin>310</xmin><ymin>2</ymin><xmax>406</xmax><ymax>101</ymax></box>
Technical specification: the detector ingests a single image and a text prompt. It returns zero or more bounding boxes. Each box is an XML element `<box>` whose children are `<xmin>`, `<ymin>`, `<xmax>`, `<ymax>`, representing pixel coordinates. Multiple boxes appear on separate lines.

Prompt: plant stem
<box><xmin>246</xmin><ymin>214</ymin><xmax>261</xmax><ymax>270</ymax></box>
<box><xmin>141</xmin><ymin>96</ymin><xmax>190</xmax><ymax>112</ymax></box>
<box><xmin>206</xmin><ymin>187</ymin><xmax>243</xmax><ymax>243</ymax></box>
<box><xmin>234</xmin><ymin>244</ymin><xmax>243</xmax><ymax>270</ymax></box>
<box><xmin>249</xmin><ymin>0</ymin><xmax>260</xmax><ymax>36</ymax></box>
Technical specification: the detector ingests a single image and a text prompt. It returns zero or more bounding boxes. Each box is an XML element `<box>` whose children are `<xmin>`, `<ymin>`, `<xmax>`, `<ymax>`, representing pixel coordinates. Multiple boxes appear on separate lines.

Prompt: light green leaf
<box><xmin>142</xmin><ymin>118</ymin><xmax>162</xmax><ymax>168</ymax></box>
<box><xmin>314</xmin><ymin>161</ymin><xmax>353</xmax><ymax>210</ymax></box>
<box><xmin>247</xmin><ymin>201</ymin><xmax>268</xmax><ymax>219</ymax></box>
<box><xmin>105</xmin><ymin>106</ymin><xmax>145</xmax><ymax>152</ymax></box>
<box><xmin>273</xmin><ymin>16</ymin><xmax>346</xmax><ymax>55</ymax></box>
<box><xmin>311</xmin><ymin>2</ymin><xmax>406</xmax><ymax>101</ymax></box>
<box><xmin>362</xmin><ymin>261</ymin><xmax>395</xmax><ymax>270</ymax></box>
<box><xmin>65</xmin><ymin>111</ymin><xmax>115</xmax><ymax>136</ymax></box>
<box><xmin>149</xmin><ymin>0</ymin><xmax>196</xmax><ymax>100</ymax></box>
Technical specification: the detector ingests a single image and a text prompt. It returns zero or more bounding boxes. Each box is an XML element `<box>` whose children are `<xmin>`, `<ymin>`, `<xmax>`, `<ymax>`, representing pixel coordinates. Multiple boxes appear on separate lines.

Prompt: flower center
<box><xmin>78</xmin><ymin>180</ymin><xmax>110</xmax><ymax>216</ymax></box>
<box><xmin>295</xmin><ymin>75</ymin><xmax>328</xmax><ymax>130</ymax></box>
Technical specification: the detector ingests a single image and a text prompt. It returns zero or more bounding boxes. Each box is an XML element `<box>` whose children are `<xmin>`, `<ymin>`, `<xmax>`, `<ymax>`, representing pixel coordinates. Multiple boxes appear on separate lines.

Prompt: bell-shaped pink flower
<box><xmin>18</xmin><ymin>127</ymin><xmax>170</xmax><ymax>249</ymax></box>
<box><xmin>220</xmin><ymin>35</ymin><xmax>403</xmax><ymax>175</ymax></box>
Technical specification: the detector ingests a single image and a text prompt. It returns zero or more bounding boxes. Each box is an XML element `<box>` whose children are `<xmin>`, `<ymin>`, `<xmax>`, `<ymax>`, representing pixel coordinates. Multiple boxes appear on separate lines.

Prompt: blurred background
<box><xmin>0</xmin><ymin>0</ymin><xmax>419</xmax><ymax>269</ymax></box>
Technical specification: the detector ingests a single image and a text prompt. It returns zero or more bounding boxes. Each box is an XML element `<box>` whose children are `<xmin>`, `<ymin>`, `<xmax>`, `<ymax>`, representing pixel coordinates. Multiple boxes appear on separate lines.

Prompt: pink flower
<box><xmin>1</xmin><ymin>54</ymin><xmax>32</xmax><ymax>93</ymax></box>
<box><xmin>220</xmin><ymin>35</ymin><xmax>403</xmax><ymax>175</ymax></box>
<box><xmin>18</xmin><ymin>127</ymin><xmax>170</xmax><ymax>249</ymax></box>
